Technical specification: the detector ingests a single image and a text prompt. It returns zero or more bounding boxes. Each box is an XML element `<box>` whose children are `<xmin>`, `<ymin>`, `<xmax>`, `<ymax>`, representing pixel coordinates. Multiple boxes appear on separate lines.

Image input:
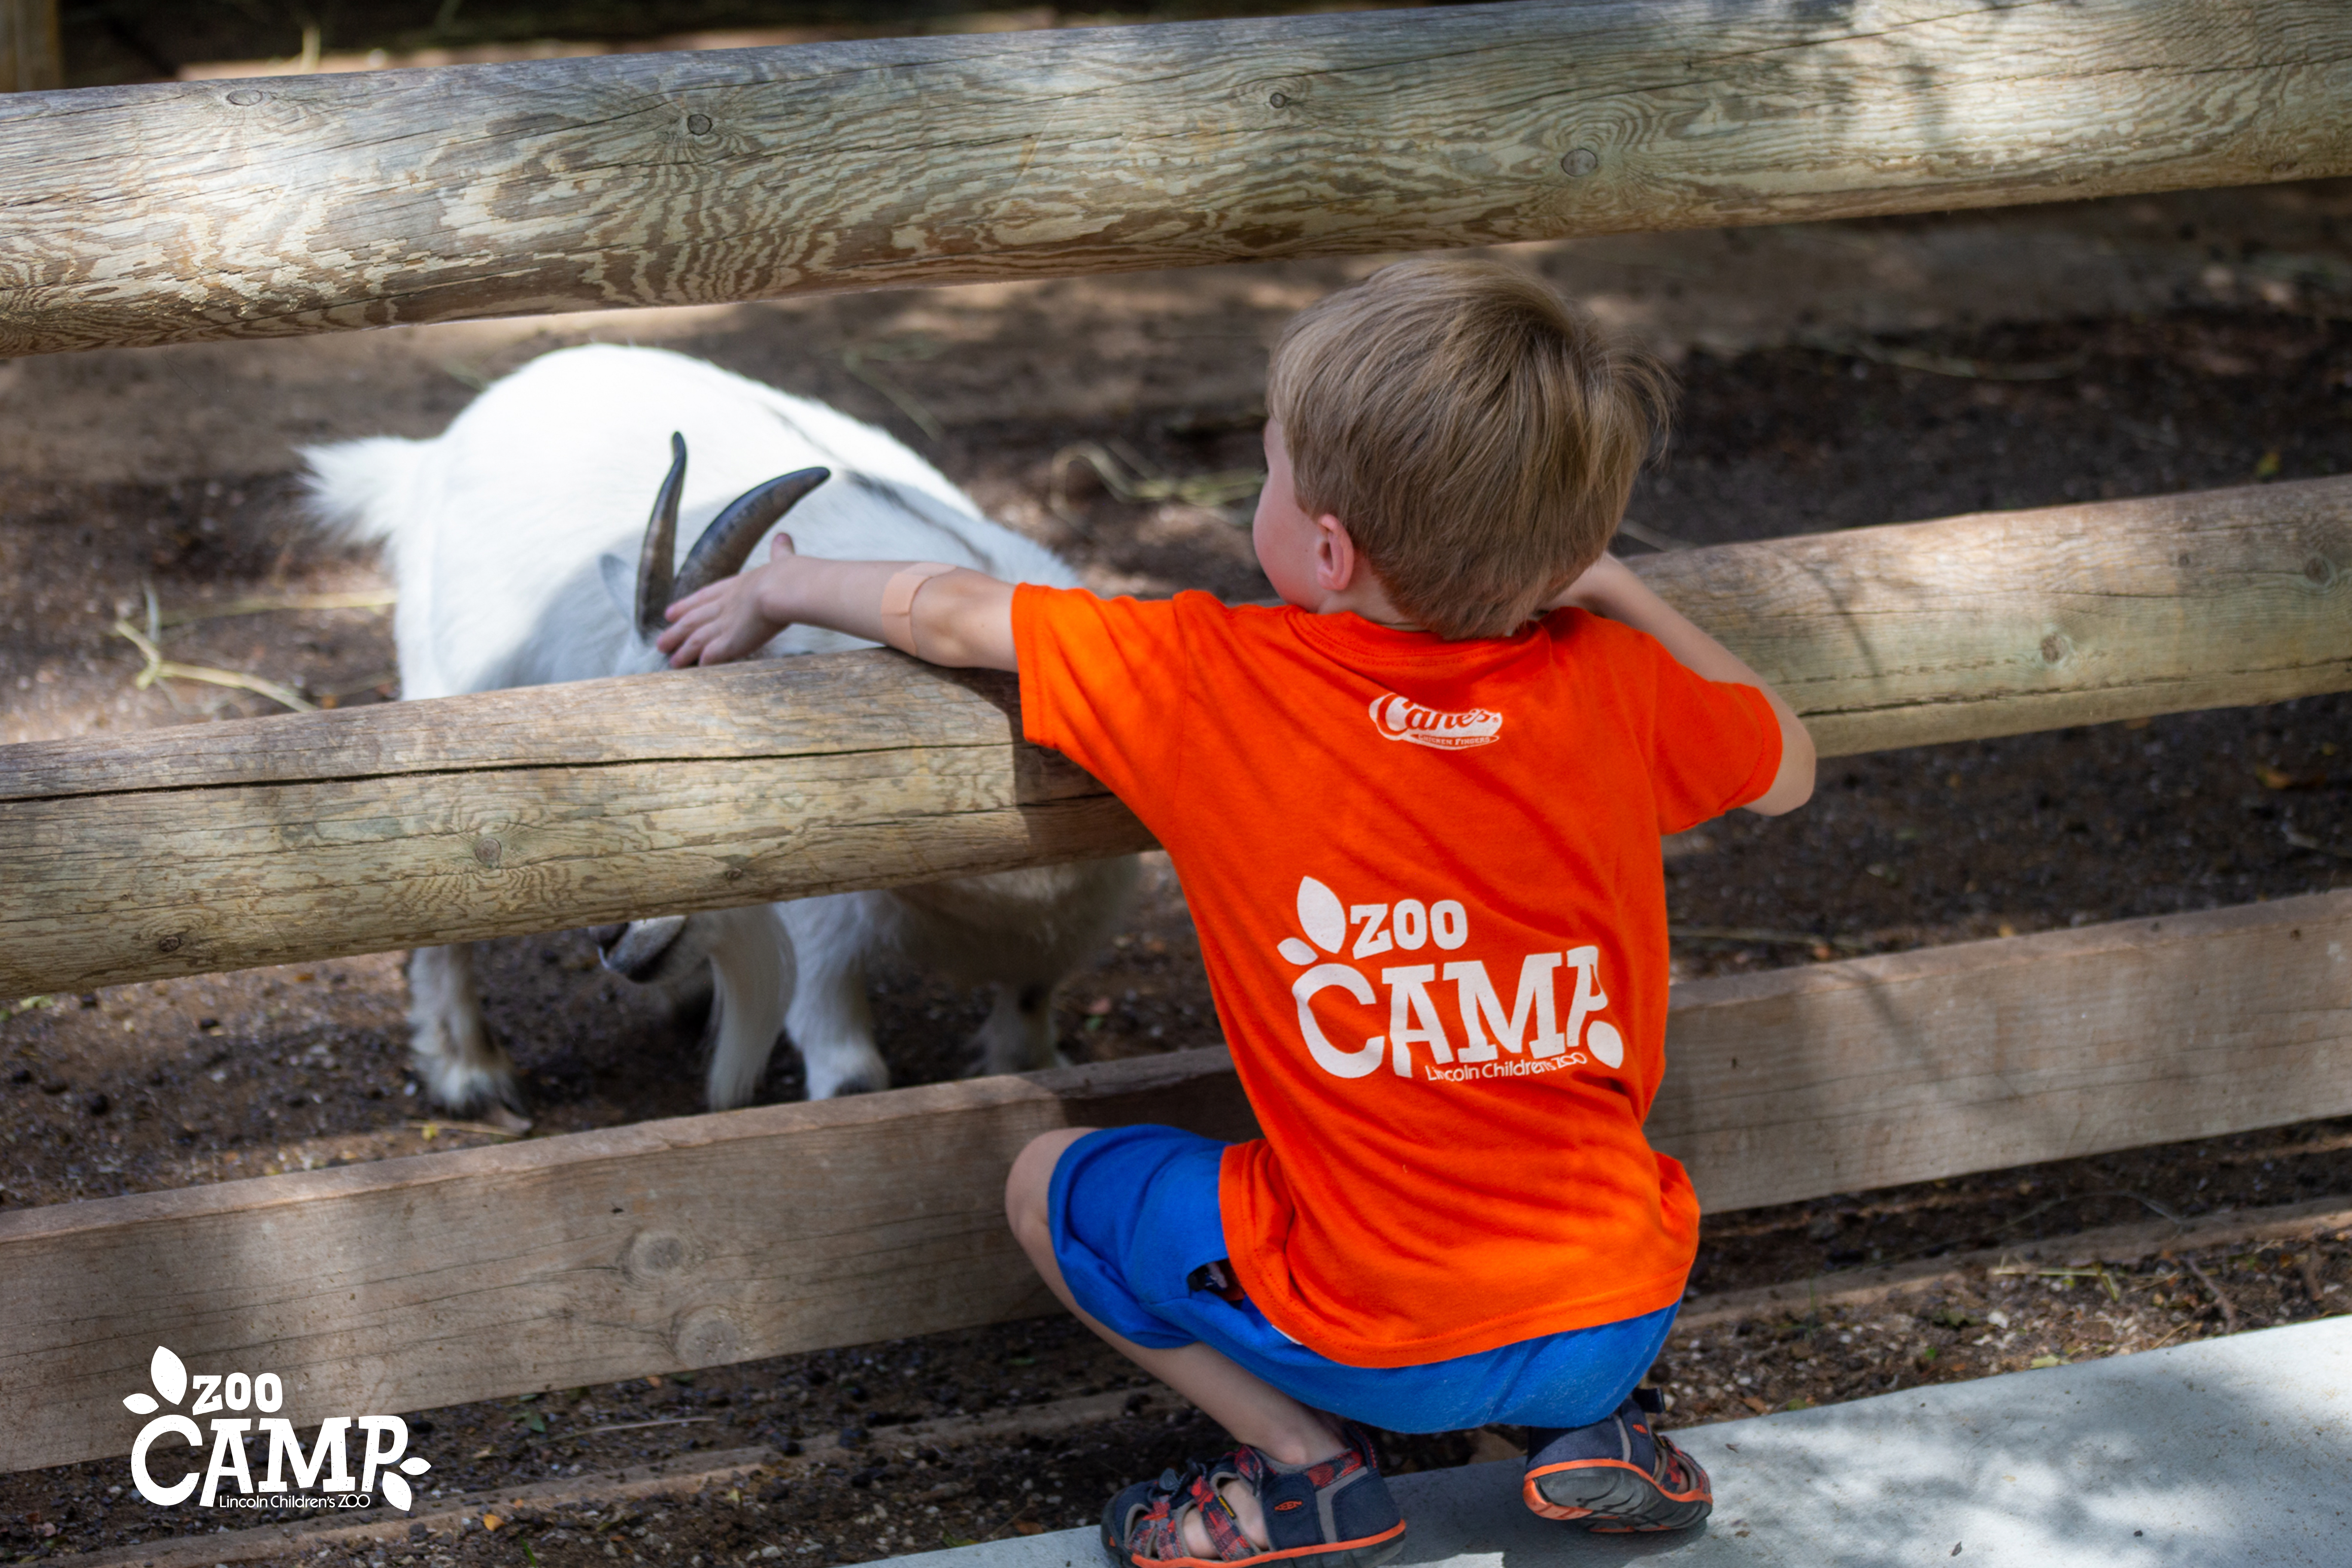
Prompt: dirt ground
<box><xmin>5</xmin><ymin>169</ymin><xmax>2352</xmax><ymax>1563</ymax></box>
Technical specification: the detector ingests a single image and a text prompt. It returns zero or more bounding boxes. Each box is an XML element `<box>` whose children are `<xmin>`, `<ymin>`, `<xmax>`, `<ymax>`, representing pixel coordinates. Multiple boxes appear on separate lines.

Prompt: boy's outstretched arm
<box><xmin>656</xmin><ymin>536</ymin><xmax>1019</xmax><ymax>671</ymax></box>
<box><xmin>1553</xmin><ymin>552</ymin><xmax>1816</xmax><ymax>815</ymax></box>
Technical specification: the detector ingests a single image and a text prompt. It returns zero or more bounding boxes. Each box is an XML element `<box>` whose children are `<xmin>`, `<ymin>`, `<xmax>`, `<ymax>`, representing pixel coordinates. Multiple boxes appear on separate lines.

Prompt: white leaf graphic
<box><xmin>399</xmin><ymin>1456</ymin><xmax>431</xmax><ymax>1476</ymax></box>
<box><xmin>1277</xmin><ymin>937</ymin><xmax>1317</xmax><ymax>966</ymax></box>
<box><xmin>380</xmin><ymin>1473</ymin><xmax>413</xmax><ymax>1512</ymax></box>
<box><xmin>1296</xmin><ymin>877</ymin><xmax>1346</xmax><ymax>954</ymax></box>
<box><xmin>150</xmin><ymin>1346</ymin><xmax>186</xmax><ymax>1405</ymax></box>
<box><xmin>123</xmin><ymin>1393</ymin><xmax>158</xmax><ymax>1415</ymax></box>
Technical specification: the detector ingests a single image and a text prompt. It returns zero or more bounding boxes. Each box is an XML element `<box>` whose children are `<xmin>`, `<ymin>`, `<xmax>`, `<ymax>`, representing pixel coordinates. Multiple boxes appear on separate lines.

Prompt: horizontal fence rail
<box><xmin>3</xmin><ymin>476</ymin><xmax>2347</xmax><ymax>999</ymax></box>
<box><xmin>4</xmin><ymin>0</ymin><xmax>2351</xmax><ymax>356</ymax></box>
<box><xmin>4</xmin><ymin>890</ymin><xmax>2345</xmax><ymax>1473</ymax></box>
<box><xmin>1637</xmin><ymin>475</ymin><xmax>2352</xmax><ymax>757</ymax></box>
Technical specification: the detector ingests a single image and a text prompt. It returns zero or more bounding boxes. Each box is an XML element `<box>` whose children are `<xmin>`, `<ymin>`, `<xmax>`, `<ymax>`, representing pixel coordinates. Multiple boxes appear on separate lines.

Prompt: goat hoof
<box><xmin>478</xmin><ymin>1103</ymin><xmax>535</xmax><ymax>1134</ymax></box>
<box><xmin>806</xmin><ymin>1069</ymin><xmax>887</xmax><ymax>1100</ymax></box>
<box><xmin>412</xmin><ymin>1055</ymin><xmax>529</xmax><ymax>1125</ymax></box>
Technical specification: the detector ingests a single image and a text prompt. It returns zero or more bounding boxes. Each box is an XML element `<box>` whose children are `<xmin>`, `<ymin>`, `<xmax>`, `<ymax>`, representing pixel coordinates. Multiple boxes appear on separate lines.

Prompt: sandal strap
<box><xmin>1182</xmin><ymin>1471</ymin><xmax>1258</xmax><ymax>1562</ymax></box>
<box><xmin>1652</xmin><ymin>1431</ymin><xmax>1701</xmax><ymax>1491</ymax></box>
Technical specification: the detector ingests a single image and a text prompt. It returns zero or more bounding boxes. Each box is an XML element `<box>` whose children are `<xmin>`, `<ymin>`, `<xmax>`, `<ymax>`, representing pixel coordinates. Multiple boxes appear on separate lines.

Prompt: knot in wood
<box><xmin>2038</xmin><ymin>632</ymin><xmax>2070</xmax><ymax>665</ymax></box>
<box><xmin>623</xmin><ymin>1229</ymin><xmax>693</xmax><ymax>1282</ymax></box>
<box><xmin>155</xmin><ymin>933</ymin><xmax>183</xmax><ymax>954</ymax></box>
<box><xmin>225</xmin><ymin>89</ymin><xmax>264</xmax><ymax>107</ymax></box>
<box><xmin>1561</xmin><ymin>147</ymin><xmax>1601</xmax><ymax>178</ymax></box>
<box><xmin>2303</xmin><ymin>554</ymin><xmax>2336</xmax><ymax>588</ymax></box>
<box><xmin>473</xmin><ymin>836</ymin><xmax>502</xmax><ymax>868</ymax></box>
<box><xmin>1267</xmin><ymin>92</ymin><xmax>1288</xmax><ymax>108</ymax></box>
<box><xmin>672</xmin><ymin>1307</ymin><xmax>743</xmax><ymax>1368</ymax></box>
<box><xmin>686</xmin><ymin>113</ymin><xmax>714</xmax><ymax>136</ymax></box>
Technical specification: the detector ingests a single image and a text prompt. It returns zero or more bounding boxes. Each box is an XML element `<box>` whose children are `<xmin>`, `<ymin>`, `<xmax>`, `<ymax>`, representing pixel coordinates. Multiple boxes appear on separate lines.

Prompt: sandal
<box><xmin>1102</xmin><ymin>1423</ymin><xmax>1405</xmax><ymax>1567</ymax></box>
<box><xmin>1522</xmin><ymin>1389</ymin><xmax>1712</xmax><ymax>1533</ymax></box>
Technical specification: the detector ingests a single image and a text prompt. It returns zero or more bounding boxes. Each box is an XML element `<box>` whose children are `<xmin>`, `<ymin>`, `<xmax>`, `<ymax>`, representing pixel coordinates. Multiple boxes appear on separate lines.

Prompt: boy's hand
<box><xmin>657</xmin><ymin>534</ymin><xmax>796</xmax><ymax>667</ymax></box>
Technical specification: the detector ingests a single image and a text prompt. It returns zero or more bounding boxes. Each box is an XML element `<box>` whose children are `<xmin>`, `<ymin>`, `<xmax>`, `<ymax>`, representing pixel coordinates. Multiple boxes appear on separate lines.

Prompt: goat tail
<box><xmin>297</xmin><ymin>436</ymin><xmax>429</xmax><ymax>554</ymax></box>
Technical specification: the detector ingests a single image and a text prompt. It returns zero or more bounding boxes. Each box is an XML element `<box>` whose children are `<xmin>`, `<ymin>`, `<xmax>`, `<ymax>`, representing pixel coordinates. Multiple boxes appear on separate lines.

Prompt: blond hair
<box><xmin>1266</xmin><ymin>259</ymin><xmax>1671</xmax><ymax>640</ymax></box>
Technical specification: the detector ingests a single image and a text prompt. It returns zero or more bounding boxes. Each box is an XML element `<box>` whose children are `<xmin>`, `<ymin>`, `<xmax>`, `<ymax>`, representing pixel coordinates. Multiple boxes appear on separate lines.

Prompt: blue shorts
<box><xmin>1047</xmin><ymin>1124</ymin><xmax>1678</xmax><ymax>1434</ymax></box>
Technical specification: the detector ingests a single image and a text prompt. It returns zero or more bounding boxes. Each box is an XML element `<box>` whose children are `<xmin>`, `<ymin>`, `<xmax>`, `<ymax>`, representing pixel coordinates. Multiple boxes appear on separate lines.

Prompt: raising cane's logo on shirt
<box><xmin>1367</xmin><ymin>692</ymin><xmax>1502</xmax><ymax>750</ymax></box>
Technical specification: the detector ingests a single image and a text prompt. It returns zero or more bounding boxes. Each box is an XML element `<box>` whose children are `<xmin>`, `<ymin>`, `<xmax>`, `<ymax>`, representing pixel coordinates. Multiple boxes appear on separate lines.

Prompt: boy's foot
<box><xmin>1522</xmin><ymin>1390</ymin><xmax>1712</xmax><ymax>1533</ymax></box>
<box><xmin>1101</xmin><ymin>1423</ymin><xmax>1406</xmax><ymax>1568</ymax></box>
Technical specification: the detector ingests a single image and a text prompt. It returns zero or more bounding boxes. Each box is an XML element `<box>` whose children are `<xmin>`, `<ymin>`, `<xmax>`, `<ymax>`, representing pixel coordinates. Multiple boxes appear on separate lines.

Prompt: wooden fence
<box><xmin>3</xmin><ymin>0</ymin><xmax>2351</xmax><ymax>356</ymax></box>
<box><xmin>5</xmin><ymin>477</ymin><xmax>2346</xmax><ymax>998</ymax></box>
<box><xmin>6</xmin><ymin>891</ymin><xmax>2347</xmax><ymax>1472</ymax></box>
<box><xmin>2</xmin><ymin>0</ymin><xmax>2350</xmax><ymax>1483</ymax></box>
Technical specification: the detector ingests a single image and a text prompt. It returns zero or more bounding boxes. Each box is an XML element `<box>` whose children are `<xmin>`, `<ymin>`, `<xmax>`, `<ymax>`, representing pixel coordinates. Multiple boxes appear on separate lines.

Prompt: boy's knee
<box><xmin>1004</xmin><ymin>1126</ymin><xmax>1096</xmax><ymax>1240</ymax></box>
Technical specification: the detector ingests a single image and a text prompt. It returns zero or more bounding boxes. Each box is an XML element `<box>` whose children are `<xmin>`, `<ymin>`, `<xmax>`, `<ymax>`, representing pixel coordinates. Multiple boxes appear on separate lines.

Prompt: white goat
<box><xmin>303</xmin><ymin>345</ymin><xmax>1138</xmax><ymax>1121</ymax></box>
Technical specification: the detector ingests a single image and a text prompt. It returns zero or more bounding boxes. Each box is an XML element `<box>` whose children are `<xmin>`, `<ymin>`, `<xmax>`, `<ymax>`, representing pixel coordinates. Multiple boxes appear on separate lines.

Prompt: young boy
<box><xmin>659</xmin><ymin>259</ymin><xmax>1816</xmax><ymax>1565</ymax></box>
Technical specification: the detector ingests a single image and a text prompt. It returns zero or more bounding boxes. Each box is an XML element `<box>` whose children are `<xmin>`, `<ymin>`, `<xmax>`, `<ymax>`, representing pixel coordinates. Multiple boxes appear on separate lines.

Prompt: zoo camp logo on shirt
<box><xmin>1366</xmin><ymin>691</ymin><xmax>1502</xmax><ymax>750</ymax></box>
<box><xmin>1273</xmin><ymin>876</ymin><xmax>1622</xmax><ymax>1082</ymax></box>
<box><xmin>121</xmin><ymin>1345</ymin><xmax>432</xmax><ymax>1512</ymax></box>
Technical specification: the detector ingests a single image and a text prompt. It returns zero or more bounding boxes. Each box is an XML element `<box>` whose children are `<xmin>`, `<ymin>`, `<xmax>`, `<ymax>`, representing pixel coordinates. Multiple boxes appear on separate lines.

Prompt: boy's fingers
<box><xmin>668</xmin><ymin>621</ymin><xmax>710</xmax><ymax>665</ymax></box>
<box><xmin>666</xmin><ymin>580</ymin><xmax>732</xmax><ymax>619</ymax></box>
<box><xmin>771</xmin><ymin>533</ymin><xmax>796</xmax><ymax>559</ymax></box>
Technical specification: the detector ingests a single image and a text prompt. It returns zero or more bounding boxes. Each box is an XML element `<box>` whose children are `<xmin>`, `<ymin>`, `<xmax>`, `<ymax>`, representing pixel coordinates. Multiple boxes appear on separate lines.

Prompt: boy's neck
<box><xmin>1291</xmin><ymin>580</ymin><xmax>1418</xmax><ymax>631</ymax></box>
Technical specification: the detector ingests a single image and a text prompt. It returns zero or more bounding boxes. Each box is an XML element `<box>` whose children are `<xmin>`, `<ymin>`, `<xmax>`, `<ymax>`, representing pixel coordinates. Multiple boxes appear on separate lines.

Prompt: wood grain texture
<box><xmin>5</xmin><ymin>0</ymin><xmax>2350</xmax><ymax>355</ymax></box>
<box><xmin>5</xmin><ymin>895</ymin><xmax>2343</xmax><ymax>1473</ymax></box>
<box><xmin>0</xmin><ymin>0</ymin><xmax>60</xmax><ymax>94</ymax></box>
<box><xmin>1648</xmin><ymin>890</ymin><xmax>2352</xmax><ymax>1211</ymax></box>
<box><xmin>3</xmin><ymin>478</ymin><xmax>2346</xmax><ymax>998</ymax></box>
<box><xmin>0</xmin><ymin>658</ymin><xmax>1045</xmax><ymax>798</ymax></box>
<box><xmin>0</xmin><ymin>657</ymin><xmax>1158</xmax><ymax>994</ymax></box>
<box><xmin>1638</xmin><ymin>475</ymin><xmax>2352</xmax><ymax>757</ymax></box>
<box><xmin>0</xmin><ymin>1048</ymin><xmax>1252</xmax><ymax>1473</ymax></box>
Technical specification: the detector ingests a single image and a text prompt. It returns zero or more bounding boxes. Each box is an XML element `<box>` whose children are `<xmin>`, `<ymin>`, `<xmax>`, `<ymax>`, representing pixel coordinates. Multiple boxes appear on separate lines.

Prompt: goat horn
<box><xmin>671</xmin><ymin>466</ymin><xmax>831</xmax><ymax>603</ymax></box>
<box><xmin>635</xmin><ymin>432</ymin><xmax>689</xmax><ymax>640</ymax></box>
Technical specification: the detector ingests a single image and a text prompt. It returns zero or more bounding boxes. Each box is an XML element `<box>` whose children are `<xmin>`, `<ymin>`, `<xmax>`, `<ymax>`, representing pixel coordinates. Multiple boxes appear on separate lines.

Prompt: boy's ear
<box><xmin>1313</xmin><ymin>514</ymin><xmax>1359</xmax><ymax>591</ymax></box>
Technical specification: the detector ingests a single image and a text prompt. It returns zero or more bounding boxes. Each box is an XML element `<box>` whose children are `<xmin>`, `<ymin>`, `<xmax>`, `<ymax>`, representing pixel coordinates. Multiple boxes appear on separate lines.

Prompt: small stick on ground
<box><xmin>2303</xmin><ymin>1250</ymin><xmax>2328</xmax><ymax>1305</ymax></box>
<box><xmin>152</xmin><ymin>590</ymin><xmax>396</xmax><ymax>628</ymax></box>
<box><xmin>582</xmin><ymin>1416</ymin><xmax>713</xmax><ymax>1438</ymax></box>
<box><xmin>2183</xmin><ymin>1257</ymin><xmax>2239</xmax><ymax>1331</ymax></box>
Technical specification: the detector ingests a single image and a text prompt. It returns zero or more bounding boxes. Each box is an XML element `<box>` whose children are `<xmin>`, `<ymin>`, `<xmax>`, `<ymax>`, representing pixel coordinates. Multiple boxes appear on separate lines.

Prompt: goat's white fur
<box><xmin>304</xmin><ymin>345</ymin><xmax>1137</xmax><ymax>1112</ymax></box>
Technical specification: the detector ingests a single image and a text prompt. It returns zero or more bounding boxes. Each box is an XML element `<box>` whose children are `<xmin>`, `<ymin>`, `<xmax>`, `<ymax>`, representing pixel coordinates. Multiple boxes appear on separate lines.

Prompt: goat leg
<box><xmin>405</xmin><ymin>942</ymin><xmax>533</xmax><ymax>1131</ymax></box>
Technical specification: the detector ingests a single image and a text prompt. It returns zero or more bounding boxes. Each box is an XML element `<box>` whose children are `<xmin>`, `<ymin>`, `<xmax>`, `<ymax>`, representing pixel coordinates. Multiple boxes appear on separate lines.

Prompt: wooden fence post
<box><xmin>0</xmin><ymin>0</ymin><xmax>60</xmax><ymax>92</ymax></box>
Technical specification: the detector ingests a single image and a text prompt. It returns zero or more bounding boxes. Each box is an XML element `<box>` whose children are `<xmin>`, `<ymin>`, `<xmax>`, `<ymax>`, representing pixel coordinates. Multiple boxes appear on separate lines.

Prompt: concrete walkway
<box><xmin>898</xmin><ymin>1316</ymin><xmax>2352</xmax><ymax>1568</ymax></box>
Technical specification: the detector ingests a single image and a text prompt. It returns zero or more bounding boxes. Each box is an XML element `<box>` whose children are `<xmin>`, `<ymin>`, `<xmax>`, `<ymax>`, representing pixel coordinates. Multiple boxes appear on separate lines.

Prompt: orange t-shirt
<box><xmin>1012</xmin><ymin>588</ymin><xmax>1781</xmax><ymax>1367</ymax></box>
